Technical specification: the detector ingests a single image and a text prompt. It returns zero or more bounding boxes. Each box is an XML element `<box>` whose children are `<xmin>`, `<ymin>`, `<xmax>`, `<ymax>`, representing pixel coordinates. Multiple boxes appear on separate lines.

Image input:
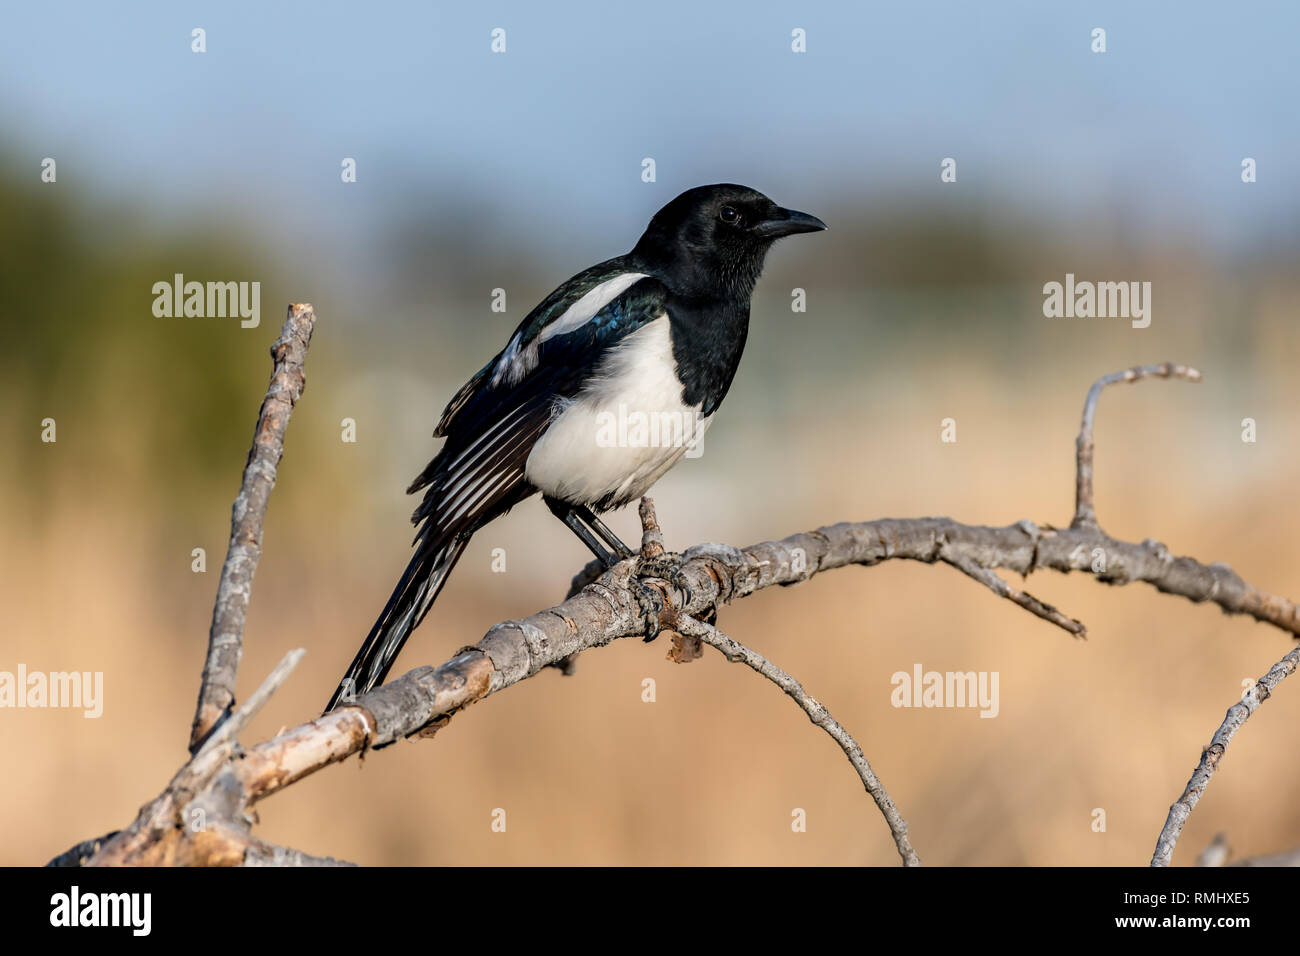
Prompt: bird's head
<box><xmin>631</xmin><ymin>184</ymin><xmax>826</xmax><ymax>300</ymax></box>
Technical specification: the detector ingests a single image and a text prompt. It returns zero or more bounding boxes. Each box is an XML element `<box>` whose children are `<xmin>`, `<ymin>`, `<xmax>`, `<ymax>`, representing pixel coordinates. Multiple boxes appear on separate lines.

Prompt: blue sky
<box><xmin>2</xmin><ymin>1</ymin><xmax>1296</xmax><ymax>262</ymax></box>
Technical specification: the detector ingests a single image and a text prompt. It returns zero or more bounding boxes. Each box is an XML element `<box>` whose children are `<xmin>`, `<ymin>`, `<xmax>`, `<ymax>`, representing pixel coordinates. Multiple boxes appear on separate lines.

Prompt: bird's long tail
<box><xmin>324</xmin><ymin>532</ymin><xmax>470</xmax><ymax>713</ymax></box>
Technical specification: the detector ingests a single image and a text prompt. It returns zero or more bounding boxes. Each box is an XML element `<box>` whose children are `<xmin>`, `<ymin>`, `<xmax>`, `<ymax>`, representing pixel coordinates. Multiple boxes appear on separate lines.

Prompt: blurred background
<box><xmin>3</xmin><ymin>1</ymin><xmax>1299</xmax><ymax>866</ymax></box>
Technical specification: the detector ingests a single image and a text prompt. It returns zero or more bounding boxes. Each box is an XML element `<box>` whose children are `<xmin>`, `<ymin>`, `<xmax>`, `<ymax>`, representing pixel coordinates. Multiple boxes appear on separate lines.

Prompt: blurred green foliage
<box><xmin>0</xmin><ymin>154</ymin><xmax>310</xmax><ymax>513</ymax></box>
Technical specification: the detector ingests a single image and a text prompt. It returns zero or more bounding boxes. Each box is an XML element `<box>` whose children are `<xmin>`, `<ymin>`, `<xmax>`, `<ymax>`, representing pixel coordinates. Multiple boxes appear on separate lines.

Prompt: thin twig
<box><xmin>195</xmin><ymin>648</ymin><xmax>306</xmax><ymax>758</ymax></box>
<box><xmin>189</xmin><ymin>303</ymin><xmax>317</xmax><ymax>751</ymax></box>
<box><xmin>675</xmin><ymin>614</ymin><xmax>920</xmax><ymax>866</ymax></box>
<box><xmin>1073</xmin><ymin>362</ymin><xmax>1201</xmax><ymax>528</ymax></box>
<box><xmin>1150</xmin><ymin>643</ymin><xmax>1300</xmax><ymax>866</ymax></box>
<box><xmin>946</xmin><ymin>552</ymin><xmax>1086</xmax><ymax>638</ymax></box>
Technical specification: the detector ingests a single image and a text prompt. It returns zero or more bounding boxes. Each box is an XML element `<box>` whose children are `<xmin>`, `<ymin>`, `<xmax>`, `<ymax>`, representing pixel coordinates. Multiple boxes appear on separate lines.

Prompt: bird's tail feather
<box><xmin>324</xmin><ymin>533</ymin><xmax>470</xmax><ymax>713</ymax></box>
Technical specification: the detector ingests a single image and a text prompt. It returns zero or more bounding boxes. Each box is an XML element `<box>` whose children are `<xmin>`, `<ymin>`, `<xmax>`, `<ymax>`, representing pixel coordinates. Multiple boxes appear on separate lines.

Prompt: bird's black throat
<box><xmin>632</xmin><ymin>245</ymin><xmax>768</xmax><ymax>416</ymax></box>
<box><xmin>664</xmin><ymin>293</ymin><xmax>752</xmax><ymax>416</ymax></box>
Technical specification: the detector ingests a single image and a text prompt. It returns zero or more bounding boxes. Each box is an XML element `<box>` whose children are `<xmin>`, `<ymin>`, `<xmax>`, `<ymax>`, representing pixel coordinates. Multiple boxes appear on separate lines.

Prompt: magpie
<box><xmin>325</xmin><ymin>184</ymin><xmax>826</xmax><ymax>712</ymax></box>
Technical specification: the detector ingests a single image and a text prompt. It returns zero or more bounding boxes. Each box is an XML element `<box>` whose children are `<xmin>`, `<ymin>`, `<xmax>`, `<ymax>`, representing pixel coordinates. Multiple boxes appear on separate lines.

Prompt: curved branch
<box><xmin>674</xmin><ymin>614</ymin><xmax>921</xmax><ymax>866</ymax></box>
<box><xmin>1073</xmin><ymin>362</ymin><xmax>1201</xmax><ymax>528</ymax></box>
<box><xmin>1150</xmin><ymin>643</ymin><xmax>1300</xmax><ymax>866</ymax></box>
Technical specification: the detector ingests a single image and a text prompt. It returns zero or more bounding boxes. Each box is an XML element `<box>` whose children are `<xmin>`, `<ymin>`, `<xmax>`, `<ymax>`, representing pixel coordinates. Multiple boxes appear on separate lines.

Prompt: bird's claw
<box><xmin>634</xmin><ymin>551</ymin><xmax>693</xmax><ymax>608</ymax></box>
<box><xmin>633</xmin><ymin>551</ymin><xmax>694</xmax><ymax>641</ymax></box>
<box><xmin>635</xmin><ymin>582</ymin><xmax>665</xmax><ymax>641</ymax></box>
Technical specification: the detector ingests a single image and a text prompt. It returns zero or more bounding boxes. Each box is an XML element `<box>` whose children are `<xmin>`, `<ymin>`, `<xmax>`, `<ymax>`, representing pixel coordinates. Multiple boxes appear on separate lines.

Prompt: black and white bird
<box><xmin>325</xmin><ymin>184</ymin><xmax>825</xmax><ymax>712</ymax></box>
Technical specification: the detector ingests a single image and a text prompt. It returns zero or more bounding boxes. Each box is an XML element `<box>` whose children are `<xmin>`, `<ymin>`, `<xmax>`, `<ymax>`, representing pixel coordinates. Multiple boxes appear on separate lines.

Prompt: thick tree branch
<box><xmin>225</xmin><ymin>507</ymin><xmax>1300</xmax><ymax>810</ymax></box>
<box><xmin>80</xmin><ymin>649</ymin><xmax>358</xmax><ymax>866</ymax></box>
<box><xmin>190</xmin><ymin>303</ymin><xmax>317</xmax><ymax>751</ymax></box>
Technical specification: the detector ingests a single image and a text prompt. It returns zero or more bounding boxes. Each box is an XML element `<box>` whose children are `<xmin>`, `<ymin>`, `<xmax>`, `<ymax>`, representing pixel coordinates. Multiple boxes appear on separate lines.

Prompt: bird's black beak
<box><xmin>753</xmin><ymin>207</ymin><xmax>828</xmax><ymax>239</ymax></box>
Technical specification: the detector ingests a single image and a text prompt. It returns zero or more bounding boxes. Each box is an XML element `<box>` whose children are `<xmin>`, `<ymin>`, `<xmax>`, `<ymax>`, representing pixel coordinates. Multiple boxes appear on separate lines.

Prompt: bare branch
<box><xmin>196</xmin><ymin>648</ymin><xmax>306</xmax><ymax>758</ymax></box>
<box><xmin>225</xmin><ymin>508</ymin><xmax>1300</xmax><ymax>811</ymax></box>
<box><xmin>674</xmin><ymin>614</ymin><xmax>921</xmax><ymax>866</ymax></box>
<box><xmin>1073</xmin><ymin>362</ymin><xmax>1201</xmax><ymax>528</ymax></box>
<box><xmin>206</xmin><ymin>824</ymin><xmax>357</xmax><ymax>867</ymax></box>
<box><xmin>83</xmin><ymin>505</ymin><xmax>1297</xmax><ymax>863</ymax></box>
<box><xmin>946</xmin><ymin>551</ymin><xmax>1086</xmax><ymax>638</ymax></box>
<box><xmin>56</xmin><ymin>339</ymin><xmax>1300</xmax><ymax>867</ymax></box>
<box><xmin>1151</xmin><ymin>643</ymin><xmax>1300</xmax><ymax>866</ymax></box>
<box><xmin>190</xmin><ymin>303</ymin><xmax>317</xmax><ymax>751</ymax></box>
<box><xmin>86</xmin><ymin>651</ymin><xmax>324</xmax><ymax>867</ymax></box>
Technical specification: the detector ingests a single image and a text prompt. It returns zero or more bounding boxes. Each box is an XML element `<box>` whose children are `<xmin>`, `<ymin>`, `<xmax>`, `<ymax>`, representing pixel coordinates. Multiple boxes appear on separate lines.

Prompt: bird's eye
<box><xmin>718</xmin><ymin>205</ymin><xmax>739</xmax><ymax>224</ymax></box>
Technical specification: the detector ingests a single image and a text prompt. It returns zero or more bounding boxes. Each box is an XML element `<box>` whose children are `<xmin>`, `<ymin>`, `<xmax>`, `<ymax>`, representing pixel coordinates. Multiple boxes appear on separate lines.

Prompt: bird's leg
<box><xmin>570</xmin><ymin>504</ymin><xmax>669</xmax><ymax>640</ymax></box>
<box><xmin>573</xmin><ymin>505</ymin><xmax>635</xmax><ymax>560</ymax></box>
<box><xmin>545</xmin><ymin>498</ymin><xmax>681</xmax><ymax>641</ymax></box>
<box><xmin>545</xmin><ymin>497</ymin><xmax>623</xmax><ymax>569</ymax></box>
<box><xmin>624</xmin><ymin>497</ymin><xmax>694</xmax><ymax>641</ymax></box>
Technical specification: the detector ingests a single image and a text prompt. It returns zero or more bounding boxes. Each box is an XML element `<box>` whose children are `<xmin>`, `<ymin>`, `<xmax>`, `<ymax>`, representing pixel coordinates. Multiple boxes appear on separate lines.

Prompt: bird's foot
<box><xmin>634</xmin><ymin>581</ymin><xmax>666</xmax><ymax>642</ymax></box>
<box><xmin>636</xmin><ymin>551</ymin><xmax>693</xmax><ymax>603</ymax></box>
<box><xmin>633</xmin><ymin>551</ymin><xmax>693</xmax><ymax>641</ymax></box>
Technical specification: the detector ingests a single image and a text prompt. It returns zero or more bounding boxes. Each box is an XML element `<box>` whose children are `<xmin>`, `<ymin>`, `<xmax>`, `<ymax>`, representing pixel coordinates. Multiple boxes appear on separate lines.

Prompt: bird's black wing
<box><xmin>326</xmin><ymin>268</ymin><xmax>669</xmax><ymax>710</ymax></box>
<box><xmin>408</xmin><ymin>263</ymin><xmax>670</xmax><ymax>519</ymax></box>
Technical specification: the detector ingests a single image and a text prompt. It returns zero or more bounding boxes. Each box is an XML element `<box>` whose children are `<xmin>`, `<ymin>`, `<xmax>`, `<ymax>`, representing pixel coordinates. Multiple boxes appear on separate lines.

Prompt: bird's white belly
<box><xmin>525</xmin><ymin>316</ymin><xmax>711</xmax><ymax>508</ymax></box>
